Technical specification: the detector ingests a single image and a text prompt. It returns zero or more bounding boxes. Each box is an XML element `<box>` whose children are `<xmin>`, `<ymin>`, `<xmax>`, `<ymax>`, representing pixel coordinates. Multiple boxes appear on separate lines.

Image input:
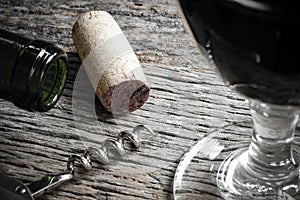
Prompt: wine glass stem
<box><xmin>247</xmin><ymin>100</ymin><xmax>299</xmax><ymax>183</ymax></box>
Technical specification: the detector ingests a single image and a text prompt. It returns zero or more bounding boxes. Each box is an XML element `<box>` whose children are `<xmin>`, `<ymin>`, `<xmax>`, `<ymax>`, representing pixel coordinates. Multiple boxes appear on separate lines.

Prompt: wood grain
<box><xmin>0</xmin><ymin>0</ymin><xmax>251</xmax><ymax>200</ymax></box>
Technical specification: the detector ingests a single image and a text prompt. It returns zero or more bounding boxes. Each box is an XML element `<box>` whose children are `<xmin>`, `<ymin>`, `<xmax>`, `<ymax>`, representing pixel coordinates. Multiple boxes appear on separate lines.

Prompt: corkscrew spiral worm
<box><xmin>27</xmin><ymin>125</ymin><xmax>155</xmax><ymax>197</ymax></box>
<box><xmin>67</xmin><ymin>125</ymin><xmax>154</xmax><ymax>173</ymax></box>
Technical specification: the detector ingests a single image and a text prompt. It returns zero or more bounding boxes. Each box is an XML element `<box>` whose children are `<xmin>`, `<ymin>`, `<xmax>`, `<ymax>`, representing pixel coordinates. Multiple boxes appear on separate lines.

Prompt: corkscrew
<box><xmin>0</xmin><ymin>125</ymin><xmax>154</xmax><ymax>200</ymax></box>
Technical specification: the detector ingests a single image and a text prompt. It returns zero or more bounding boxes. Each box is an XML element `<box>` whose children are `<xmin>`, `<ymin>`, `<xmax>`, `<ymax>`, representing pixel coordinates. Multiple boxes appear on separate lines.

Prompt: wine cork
<box><xmin>72</xmin><ymin>11</ymin><xmax>150</xmax><ymax>114</ymax></box>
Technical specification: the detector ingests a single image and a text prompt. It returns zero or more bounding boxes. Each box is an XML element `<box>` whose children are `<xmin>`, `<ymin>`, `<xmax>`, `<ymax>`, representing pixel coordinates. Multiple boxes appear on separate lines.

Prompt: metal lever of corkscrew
<box><xmin>0</xmin><ymin>171</ymin><xmax>75</xmax><ymax>200</ymax></box>
<box><xmin>0</xmin><ymin>153</ymin><xmax>91</xmax><ymax>200</ymax></box>
<box><xmin>27</xmin><ymin>173</ymin><xmax>74</xmax><ymax>198</ymax></box>
<box><xmin>27</xmin><ymin>153</ymin><xmax>92</xmax><ymax>198</ymax></box>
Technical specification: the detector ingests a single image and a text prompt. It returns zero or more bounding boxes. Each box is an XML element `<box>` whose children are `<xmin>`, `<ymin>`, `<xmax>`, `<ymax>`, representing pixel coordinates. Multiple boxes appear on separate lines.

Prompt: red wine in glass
<box><xmin>179</xmin><ymin>0</ymin><xmax>300</xmax><ymax>105</ymax></box>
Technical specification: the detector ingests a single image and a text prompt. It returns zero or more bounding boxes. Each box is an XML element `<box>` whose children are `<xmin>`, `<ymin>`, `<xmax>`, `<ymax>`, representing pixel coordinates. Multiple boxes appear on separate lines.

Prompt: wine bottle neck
<box><xmin>11</xmin><ymin>40</ymin><xmax>68</xmax><ymax>112</ymax></box>
<box><xmin>0</xmin><ymin>29</ymin><xmax>68</xmax><ymax>112</ymax></box>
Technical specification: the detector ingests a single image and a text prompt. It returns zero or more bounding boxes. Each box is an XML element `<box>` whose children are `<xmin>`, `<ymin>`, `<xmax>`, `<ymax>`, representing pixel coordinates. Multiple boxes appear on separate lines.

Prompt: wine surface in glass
<box><xmin>179</xmin><ymin>0</ymin><xmax>300</xmax><ymax>105</ymax></box>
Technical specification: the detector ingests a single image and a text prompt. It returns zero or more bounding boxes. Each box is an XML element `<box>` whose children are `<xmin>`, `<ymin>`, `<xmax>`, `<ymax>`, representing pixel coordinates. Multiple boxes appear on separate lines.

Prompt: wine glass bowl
<box><xmin>178</xmin><ymin>0</ymin><xmax>300</xmax><ymax>106</ymax></box>
<box><xmin>176</xmin><ymin>0</ymin><xmax>300</xmax><ymax>199</ymax></box>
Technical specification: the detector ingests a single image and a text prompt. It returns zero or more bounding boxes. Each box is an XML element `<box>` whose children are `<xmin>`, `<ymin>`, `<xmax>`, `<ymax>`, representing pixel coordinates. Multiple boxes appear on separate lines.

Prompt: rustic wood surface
<box><xmin>0</xmin><ymin>0</ymin><xmax>253</xmax><ymax>199</ymax></box>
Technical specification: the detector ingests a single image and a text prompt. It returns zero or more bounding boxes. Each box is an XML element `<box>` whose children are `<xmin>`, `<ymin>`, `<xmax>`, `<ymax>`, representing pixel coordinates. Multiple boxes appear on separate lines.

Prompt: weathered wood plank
<box><xmin>0</xmin><ymin>0</ymin><xmax>251</xmax><ymax>200</ymax></box>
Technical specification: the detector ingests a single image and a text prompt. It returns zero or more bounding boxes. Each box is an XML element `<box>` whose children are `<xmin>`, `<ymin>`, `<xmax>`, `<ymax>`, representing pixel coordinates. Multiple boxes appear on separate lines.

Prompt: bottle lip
<box><xmin>34</xmin><ymin>47</ymin><xmax>68</xmax><ymax>111</ymax></box>
<box><xmin>12</xmin><ymin>40</ymin><xmax>68</xmax><ymax>112</ymax></box>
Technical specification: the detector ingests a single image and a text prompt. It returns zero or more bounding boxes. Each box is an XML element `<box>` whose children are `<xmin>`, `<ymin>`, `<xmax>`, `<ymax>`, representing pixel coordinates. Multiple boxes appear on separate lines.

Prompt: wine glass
<box><xmin>174</xmin><ymin>1</ymin><xmax>300</xmax><ymax>199</ymax></box>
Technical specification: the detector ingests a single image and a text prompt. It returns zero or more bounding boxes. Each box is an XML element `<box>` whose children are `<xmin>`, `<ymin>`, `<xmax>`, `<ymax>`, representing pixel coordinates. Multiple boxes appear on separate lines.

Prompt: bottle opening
<box><xmin>40</xmin><ymin>55</ymin><xmax>67</xmax><ymax>109</ymax></box>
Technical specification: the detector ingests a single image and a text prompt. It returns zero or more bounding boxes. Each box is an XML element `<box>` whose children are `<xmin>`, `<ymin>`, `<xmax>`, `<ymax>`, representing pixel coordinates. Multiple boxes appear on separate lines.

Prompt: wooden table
<box><xmin>0</xmin><ymin>1</ymin><xmax>251</xmax><ymax>199</ymax></box>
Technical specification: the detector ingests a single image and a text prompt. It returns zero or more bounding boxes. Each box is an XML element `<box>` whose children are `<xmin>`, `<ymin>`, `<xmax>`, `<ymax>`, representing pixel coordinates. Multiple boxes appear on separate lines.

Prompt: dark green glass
<box><xmin>0</xmin><ymin>29</ymin><xmax>68</xmax><ymax>112</ymax></box>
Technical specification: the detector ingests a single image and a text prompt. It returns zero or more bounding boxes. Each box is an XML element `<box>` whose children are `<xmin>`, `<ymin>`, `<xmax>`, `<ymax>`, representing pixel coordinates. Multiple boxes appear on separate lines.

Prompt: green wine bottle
<box><xmin>0</xmin><ymin>29</ymin><xmax>68</xmax><ymax>112</ymax></box>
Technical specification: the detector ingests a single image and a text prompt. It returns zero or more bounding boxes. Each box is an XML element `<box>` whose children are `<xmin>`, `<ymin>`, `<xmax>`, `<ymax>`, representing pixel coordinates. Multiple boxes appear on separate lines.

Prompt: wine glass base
<box><xmin>173</xmin><ymin>122</ymin><xmax>300</xmax><ymax>200</ymax></box>
<box><xmin>217</xmin><ymin>148</ymin><xmax>300</xmax><ymax>199</ymax></box>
